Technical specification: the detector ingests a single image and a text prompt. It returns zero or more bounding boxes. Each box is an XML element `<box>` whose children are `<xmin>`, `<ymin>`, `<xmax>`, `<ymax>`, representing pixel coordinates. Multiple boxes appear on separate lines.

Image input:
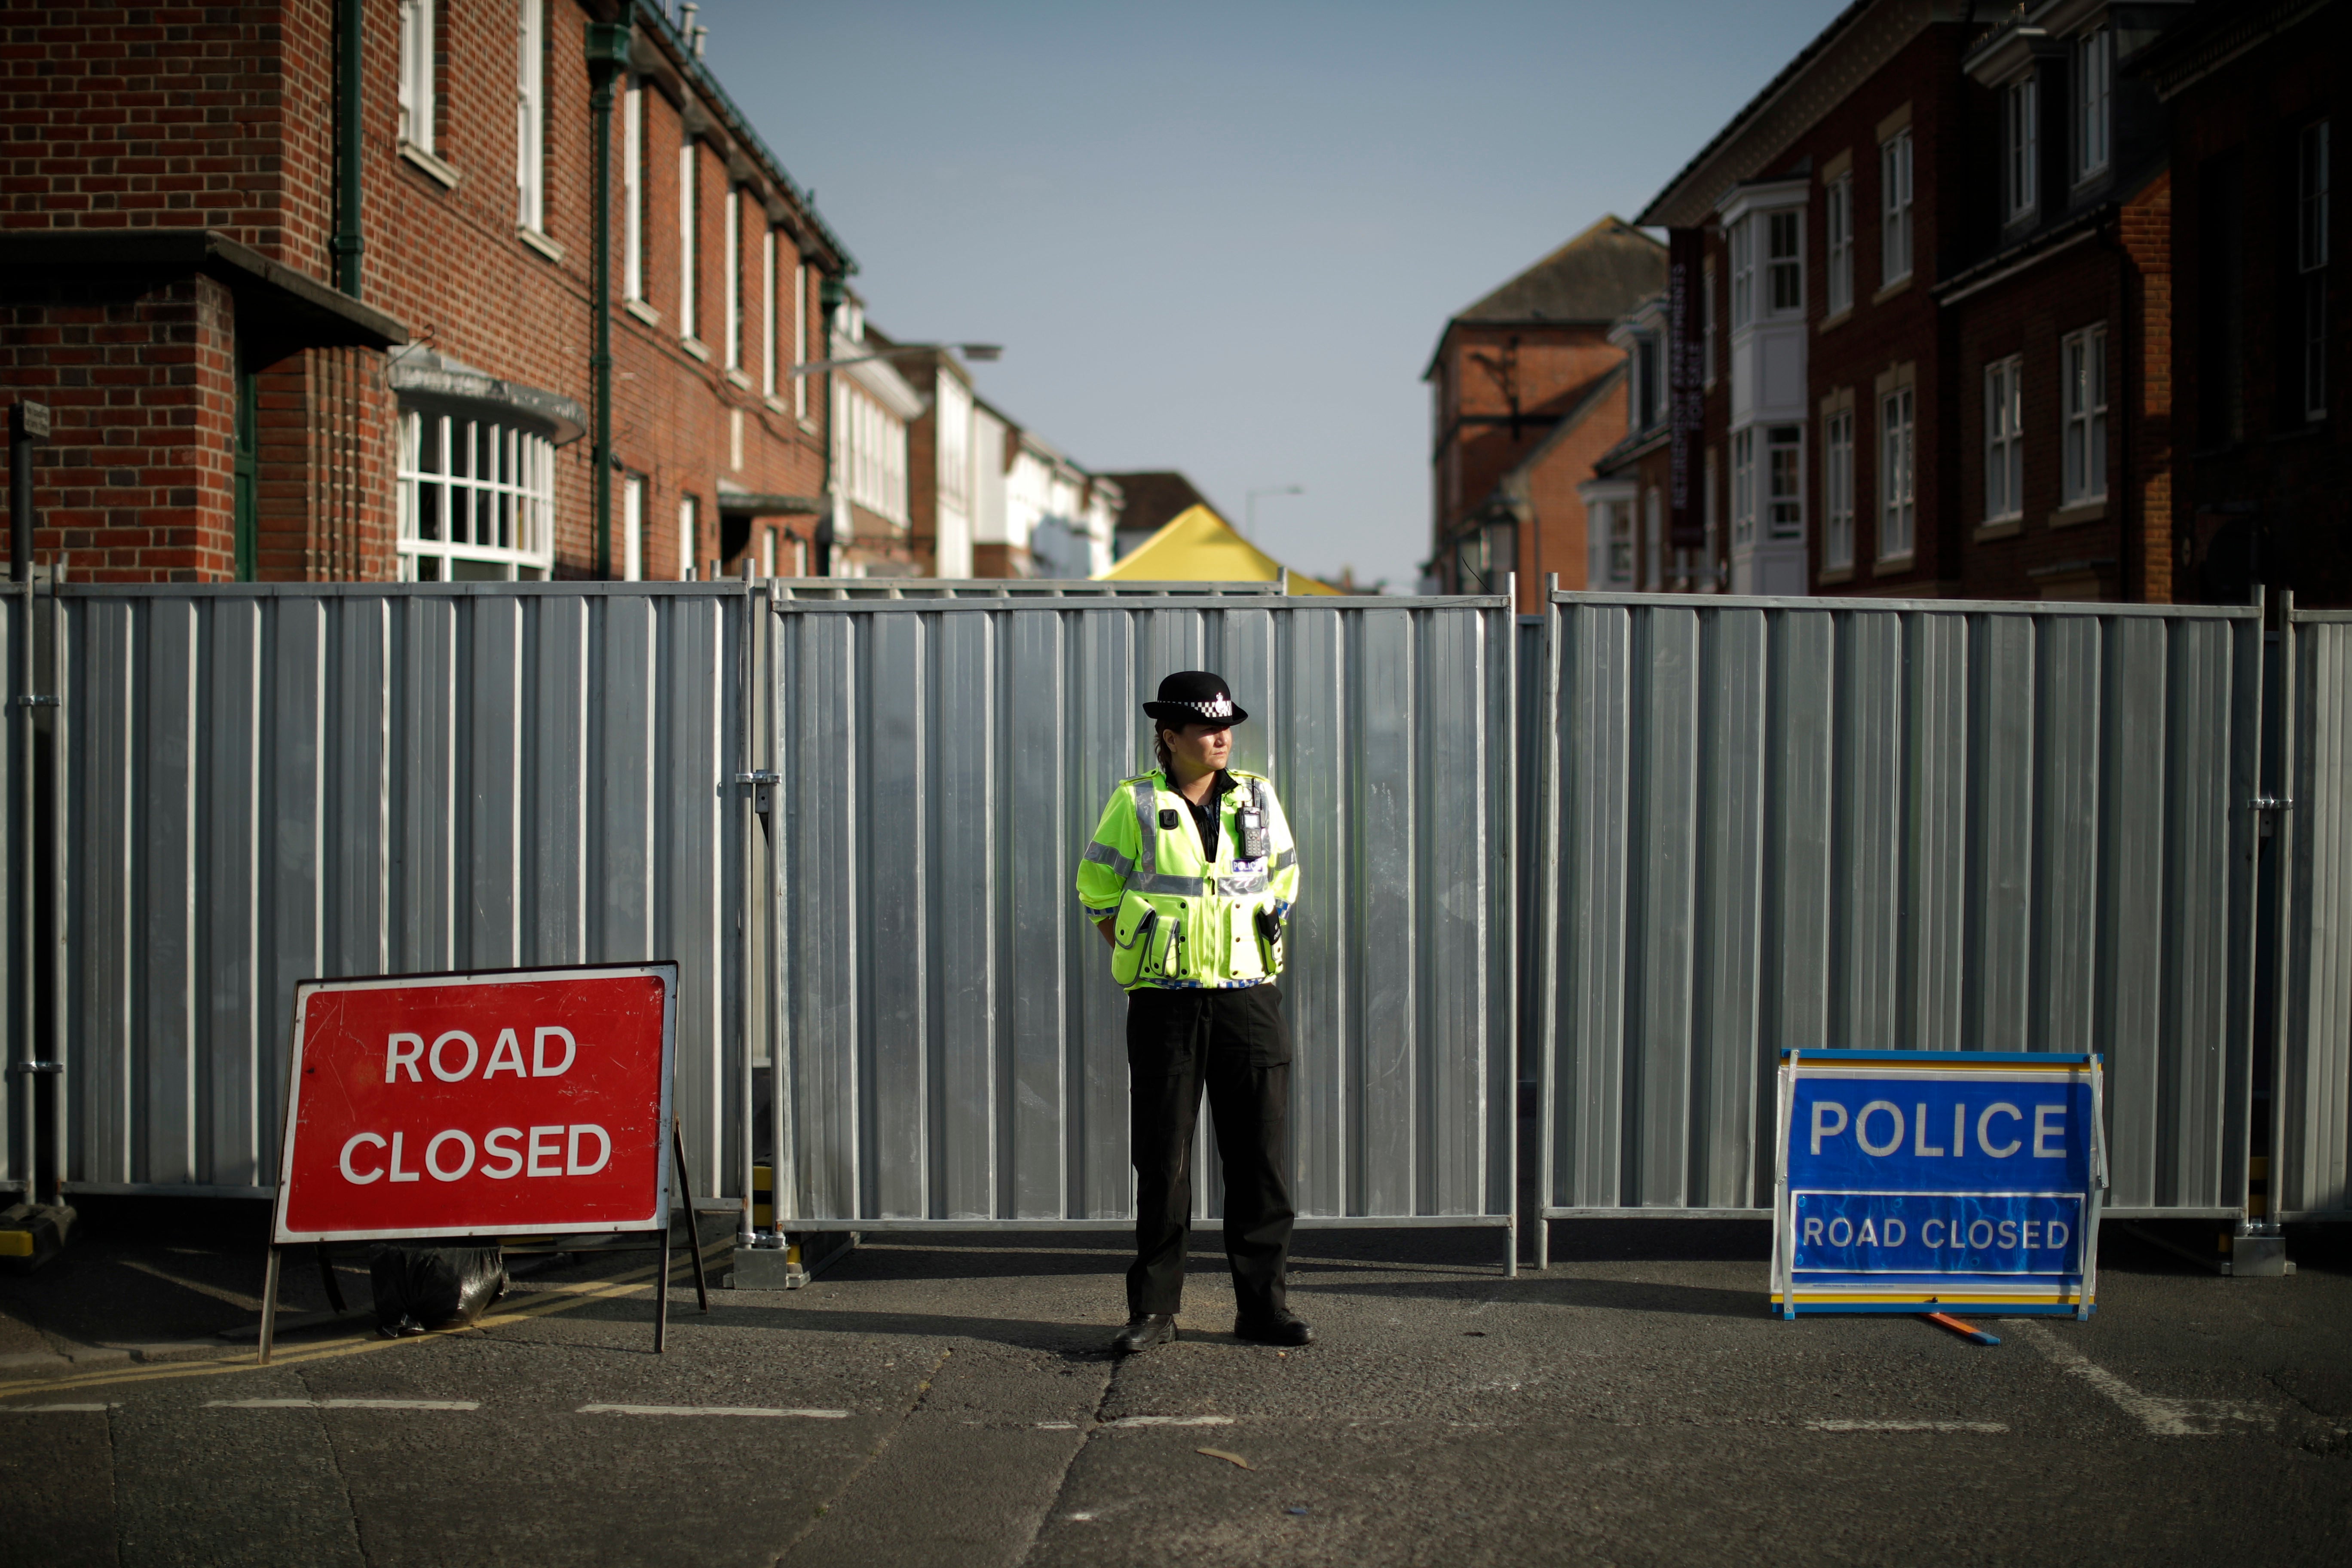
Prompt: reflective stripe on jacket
<box><xmin>1075</xmin><ymin>769</ymin><xmax>1298</xmax><ymax>990</ymax></box>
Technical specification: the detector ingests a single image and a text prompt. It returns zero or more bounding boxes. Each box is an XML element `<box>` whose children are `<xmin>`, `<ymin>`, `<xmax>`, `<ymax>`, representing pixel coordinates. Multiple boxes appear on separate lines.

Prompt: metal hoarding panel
<box><xmin>1545</xmin><ymin>593</ymin><xmax>2262</xmax><ymax>1219</ymax></box>
<box><xmin>55</xmin><ymin>585</ymin><xmax>752</xmax><ymax>1201</ymax></box>
<box><xmin>2281</xmin><ymin>612</ymin><xmax>2352</xmax><ymax>1218</ymax></box>
<box><xmin>770</xmin><ymin>596</ymin><xmax>1516</xmax><ymax>1225</ymax></box>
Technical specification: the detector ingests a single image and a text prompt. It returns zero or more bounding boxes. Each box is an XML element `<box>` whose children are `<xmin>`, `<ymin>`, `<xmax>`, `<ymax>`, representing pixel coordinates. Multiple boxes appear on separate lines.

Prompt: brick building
<box><xmin>1577</xmin><ymin>292</ymin><xmax>1686</xmax><ymax>591</ymax></box>
<box><xmin>1425</xmin><ymin>217</ymin><xmax>1666</xmax><ymax>608</ymax></box>
<box><xmin>1626</xmin><ymin>0</ymin><xmax>2339</xmax><ymax>608</ymax></box>
<box><xmin>2</xmin><ymin>1</ymin><xmax>852</xmax><ymax>584</ymax></box>
<box><xmin>2140</xmin><ymin>0</ymin><xmax>2347</xmax><ymax>606</ymax></box>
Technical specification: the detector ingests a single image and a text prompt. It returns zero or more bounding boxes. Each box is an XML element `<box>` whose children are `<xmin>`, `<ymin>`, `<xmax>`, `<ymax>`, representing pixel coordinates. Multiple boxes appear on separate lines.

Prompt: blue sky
<box><xmin>691</xmin><ymin>0</ymin><xmax>1845</xmax><ymax>586</ymax></box>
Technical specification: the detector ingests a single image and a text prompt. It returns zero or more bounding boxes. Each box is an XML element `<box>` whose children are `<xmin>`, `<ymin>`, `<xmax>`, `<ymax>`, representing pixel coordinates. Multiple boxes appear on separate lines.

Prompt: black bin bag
<box><xmin>368</xmin><ymin>1244</ymin><xmax>508</xmax><ymax>1338</ymax></box>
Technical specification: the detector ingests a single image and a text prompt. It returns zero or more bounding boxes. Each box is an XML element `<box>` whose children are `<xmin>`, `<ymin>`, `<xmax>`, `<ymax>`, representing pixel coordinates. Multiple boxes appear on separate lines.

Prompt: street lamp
<box><xmin>1246</xmin><ymin>484</ymin><xmax>1303</xmax><ymax>539</ymax></box>
<box><xmin>790</xmin><ymin>342</ymin><xmax>1000</xmax><ymax>377</ymax></box>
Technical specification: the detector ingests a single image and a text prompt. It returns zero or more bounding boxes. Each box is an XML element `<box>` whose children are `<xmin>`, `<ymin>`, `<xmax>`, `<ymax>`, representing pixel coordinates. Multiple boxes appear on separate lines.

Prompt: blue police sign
<box><xmin>1772</xmin><ymin>1050</ymin><xmax>2108</xmax><ymax>1320</ymax></box>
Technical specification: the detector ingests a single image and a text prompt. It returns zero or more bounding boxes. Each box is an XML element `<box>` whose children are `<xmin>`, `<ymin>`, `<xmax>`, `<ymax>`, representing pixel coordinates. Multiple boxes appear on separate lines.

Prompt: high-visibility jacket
<box><xmin>1075</xmin><ymin>768</ymin><xmax>1299</xmax><ymax>990</ymax></box>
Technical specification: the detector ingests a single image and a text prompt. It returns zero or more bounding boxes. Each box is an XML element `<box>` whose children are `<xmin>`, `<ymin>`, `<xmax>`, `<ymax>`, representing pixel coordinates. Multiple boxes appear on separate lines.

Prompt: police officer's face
<box><xmin>1164</xmin><ymin>721</ymin><xmax>1232</xmax><ymax>778</ymax></box>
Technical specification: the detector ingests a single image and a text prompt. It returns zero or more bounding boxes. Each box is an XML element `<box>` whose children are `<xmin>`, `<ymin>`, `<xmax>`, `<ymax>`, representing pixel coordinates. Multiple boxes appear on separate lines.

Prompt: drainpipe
<box><xmin>586</xmin><ymin>14</ymin><xmax>635</xmax><ymax>580</ymax></box>
<box><xmin>332</xmin><ymin>0</ymin><xmax>363</xmax><ymax>295</ymax></box>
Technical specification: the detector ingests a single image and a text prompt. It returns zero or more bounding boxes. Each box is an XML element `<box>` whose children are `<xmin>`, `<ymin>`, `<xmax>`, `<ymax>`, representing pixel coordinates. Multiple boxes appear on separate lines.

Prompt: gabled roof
<box><xmin>1448</xmin><ymin>216</ymin><xmax>1668</xmax><ymax>327</ymax></box>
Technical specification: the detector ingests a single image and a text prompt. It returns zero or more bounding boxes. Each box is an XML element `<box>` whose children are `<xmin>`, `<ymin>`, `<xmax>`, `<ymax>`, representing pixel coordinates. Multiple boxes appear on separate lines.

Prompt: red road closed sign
<box><xmin>272</xmin><ymin>963</ymin><xmax>678</xmax><ymax>1244</ymax></box>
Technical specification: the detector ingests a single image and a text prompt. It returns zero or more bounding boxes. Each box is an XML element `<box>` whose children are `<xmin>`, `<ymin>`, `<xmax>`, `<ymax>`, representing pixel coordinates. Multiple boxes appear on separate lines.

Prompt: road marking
<box><xmin>0</xmin><ymin>1240</ymin><xmax>727</xmax><ymax>1402</ymax></box>
<box><xmin>2019</xmin><ymin>1321</ymin><xmax>2272</xmax><ymax>1436</ymax></box>
<box><xmin>1106</xmin><ymin>1415</ymin><xmax>1234</xmax><ymax>1427</ymax></box>
<box><xmin>2</xmin><ymin>1403</ymin><xmax>116</xmax><ymax>1412</ymax></box>
<box><xmin>577</xmin><ymin>1403</ymin><xmax>849</xmax><ymax>1419</ymax></box>
<box><xmin>1807</xmin><ymin>1419</ymin><xmax>2009</xmax><ymax>1433</ymax></box>
<box><xmin>120</xmin><ymin>1259</ymin><xmax>266</xmax><ymax>1312</ymax></box>
<box><xmin>205</xmin><ymin>1398</ymin><xmax>480</xmax><ymax>1410</ymax></box>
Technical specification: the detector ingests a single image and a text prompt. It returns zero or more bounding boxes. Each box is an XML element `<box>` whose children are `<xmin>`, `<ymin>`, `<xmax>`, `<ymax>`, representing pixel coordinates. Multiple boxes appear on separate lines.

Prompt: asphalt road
<box><xmin>2</xmin><ymin>1210</ymin><xmax>2347</xmax><ymax>1567</ymax></box>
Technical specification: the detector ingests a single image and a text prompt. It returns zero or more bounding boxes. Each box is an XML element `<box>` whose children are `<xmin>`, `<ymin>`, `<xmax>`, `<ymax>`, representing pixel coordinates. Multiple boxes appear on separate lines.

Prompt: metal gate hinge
<box><xmin>8</xmin><ymin>694</ymin><xmax>58</xmax><ymax>708</ymax></box>
<box><xmin>734</xmin><ymin>770</ymin><xmax>781</xmax><ymax>814</ymax></box>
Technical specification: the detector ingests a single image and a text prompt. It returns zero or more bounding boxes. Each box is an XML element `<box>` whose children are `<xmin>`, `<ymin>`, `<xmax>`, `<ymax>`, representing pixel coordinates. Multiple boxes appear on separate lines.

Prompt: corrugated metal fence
<box><xmin>17</xmin><ymin>577</ymin><xmax>2349</xmax><ymax>1253</ymax></box>
<box><xmin>768</xmin><ymin>593</ymin><xmax>1519</xmax><ymax>1230</ymax></box>
<box><xmin>1534</xmin><ymin>591</ymin><xmax>2268</xmax><ymax>1252</ymax></box>
<box><xmin>52</xmin><ymin>582</ymin><xmax>756</xmax><ymax>1201</ymax></box>
<box><xmin>2279</xmin><ymin>606</ymin><xmax>2352</xmax><ymax>1220</ymax></box>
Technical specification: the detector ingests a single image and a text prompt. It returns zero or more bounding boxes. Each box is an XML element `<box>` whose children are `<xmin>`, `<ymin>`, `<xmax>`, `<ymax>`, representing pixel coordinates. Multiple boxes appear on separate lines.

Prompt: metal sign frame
<box><xmin>1770</xmin><ymin>1048</ymin><xmax>2107</xmax><ymax>1320</ymax></box>
<box><xmin>270</xmin><ymin>960</ymin><xmax>679</xmax><ymax>1244</ymax></box>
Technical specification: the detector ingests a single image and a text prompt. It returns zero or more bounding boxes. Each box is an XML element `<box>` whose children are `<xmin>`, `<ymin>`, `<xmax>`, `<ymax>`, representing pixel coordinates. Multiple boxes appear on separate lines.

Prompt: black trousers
<box><xmin>1124</xmin><ymin>983</ymin><xmax>1296</xmax><ymax>1319</ymax></box>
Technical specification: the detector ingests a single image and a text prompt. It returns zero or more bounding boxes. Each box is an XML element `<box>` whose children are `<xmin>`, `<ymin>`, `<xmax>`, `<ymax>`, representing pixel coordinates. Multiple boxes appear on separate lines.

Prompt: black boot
<box><xmin>1112</xmin><ymin>1313</ymin><xmax>1177</xmax><ymax>1354</ymax></box>
<box><xmin>1233</xmin><ymin>1310</ymin><xmax>1313</xmax><ymax>1346</ymax></box>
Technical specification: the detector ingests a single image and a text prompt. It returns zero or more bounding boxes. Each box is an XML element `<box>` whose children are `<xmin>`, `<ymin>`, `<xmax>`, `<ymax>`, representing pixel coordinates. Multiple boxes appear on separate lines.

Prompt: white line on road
<box><xmin>1807</xmin><ymin>1419</ymin><xmax>2009</xmax><ymax>1433</ymax></box>
<box><xmin>1105</xmin><ymin>1415</ymin><xmax>1235</xmax><ymax>1427</ymax></box>
<box><xmin>2018</xmin><ymin>1321</ymin><xmax>2272</xmax><ymax>1436</ymax></box>
<box><xmin>3</xmin><ymin>1403</ymin><xmax>116</xmax><ymax>1412</ymax></box>
<box><xmin>576</xmin><ymin>1404</ymin><xmax>850</xmax><ymax>1419</ymax></box>
<box><xmin>204</xmin><ymin>1399</ymin><xmax>480</xmax><ymax>1410</ymax></box>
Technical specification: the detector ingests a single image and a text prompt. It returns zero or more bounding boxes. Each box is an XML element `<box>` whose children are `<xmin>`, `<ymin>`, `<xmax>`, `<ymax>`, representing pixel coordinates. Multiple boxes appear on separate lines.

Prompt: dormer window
<box><xmin>2005</xmin><ymin>75</ymin><xmax>2039</xmax><ymax>223</ymax></box>
<box><xmin>2075</xmin><ymin>28</ymin><xmax>2113</xmax><ymax>181</ymax></box>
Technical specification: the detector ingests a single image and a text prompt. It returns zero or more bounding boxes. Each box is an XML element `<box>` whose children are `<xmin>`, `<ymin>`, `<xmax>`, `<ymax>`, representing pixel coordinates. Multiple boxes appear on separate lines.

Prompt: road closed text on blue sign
<box><xmin>1772</xmin><ymin>1051</ymin><xmax>2108</xmax><ymax>1319</ymax></box>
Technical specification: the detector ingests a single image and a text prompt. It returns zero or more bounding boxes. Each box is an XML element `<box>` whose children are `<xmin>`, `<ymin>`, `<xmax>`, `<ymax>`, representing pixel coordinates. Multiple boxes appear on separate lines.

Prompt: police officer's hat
<box><xmin>1143</xmin><ymin>670</ymin><xmax>1248</xmax><ymax>729</ymax></box>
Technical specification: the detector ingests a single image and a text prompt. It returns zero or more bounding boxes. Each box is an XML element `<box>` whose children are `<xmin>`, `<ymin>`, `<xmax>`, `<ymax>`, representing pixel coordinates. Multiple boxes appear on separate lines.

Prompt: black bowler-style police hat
<box><xmin>1143</xmin><ymin>670</ymin><xmax>1249</xmax><ymax>728</ymax></box>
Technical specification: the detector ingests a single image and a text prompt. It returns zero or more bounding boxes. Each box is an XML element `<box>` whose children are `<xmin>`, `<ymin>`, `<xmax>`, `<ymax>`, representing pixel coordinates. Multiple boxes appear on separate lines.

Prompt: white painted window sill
<box><xmin>518</xmin><ymin>227</ymin><xmax>565</xmax><ymax>264</ymax></box>
<box><xmin>726</xmin><ymin>368</ymin><xmax>753</xmax><ymax>390</ymax></box>
<box><xmin>681</xmin><ymin>336</ymin><xmax>711</xmax><ymax>362</ymax></box>
<box><xmin>624</xmin><ymin>298</ymin><xmax>661</xmax><ymax>327</ymax></box>
<box><xmin>1975</xmin><ymin>517</ymin><xmax>2023</xmax><ymax>542</ymax></box>
<box><xmin>1873</xmin><ymin>274</ymin><xmax>1913</xmax><ymax>304</ymax></box>
<box><xmin>1876</xmin><ymin>551</ymin><xmax>1916</xmax><ymax>572</ymax></box>
<box><xmin>399</xmin><ymin>141</ymin><xmax>461</xmax><ymax>190</ymax></box>
<box><xmin>2050</xmin><ymin>499</ymin><xmax>2107</xmax><ymax>529</ymax></box>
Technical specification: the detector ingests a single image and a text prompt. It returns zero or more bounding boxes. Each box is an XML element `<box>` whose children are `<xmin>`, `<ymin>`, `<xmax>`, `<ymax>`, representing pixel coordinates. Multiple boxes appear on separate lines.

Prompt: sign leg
<box><xmin>655</xmin><ymin>1215</ymin><xmax>672</xmax><ymax>1354</ymax></box>
<box><xmin>674</xmin><ymin>1118</ymin><xmax>710</xmax><ymax>1312</ymax></box>
<box><xmin>258</xmin><ymin>1245</ymin><xmax>282</xmax><ymax>1366</ymax></box>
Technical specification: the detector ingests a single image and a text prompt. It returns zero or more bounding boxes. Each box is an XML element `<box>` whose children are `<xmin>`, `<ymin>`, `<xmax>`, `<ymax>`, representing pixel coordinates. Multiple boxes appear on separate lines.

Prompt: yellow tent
<box><xmin>1095</xmin><ymin>504</ymin><xmax>1342</xmax><ymax>594</ymax></box>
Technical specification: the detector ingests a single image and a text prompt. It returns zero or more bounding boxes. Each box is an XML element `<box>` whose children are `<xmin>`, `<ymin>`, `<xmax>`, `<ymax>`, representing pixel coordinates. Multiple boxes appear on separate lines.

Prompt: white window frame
<box><xmin>1881</xmin><ymin>130</ymin><xmax>1914</xmax><ymax>285</ymax></box>
<box><xmin>1824</xmin><ymin>408</ymin><xmax>1854</xmax><ymax>570</ymax></box>
<box><xmin>762</xmin><ymin>230</ymin><xmax>777</xmax><ymax>397</ymax></box>
<box><xmin>396</xmin><ymin>409</ymin><xmax>554</xmax><ymax>580</ymax></box>
<box><xmin>1826</xmin><ymin>173</ymin><xmax>1853</xmax><ymax>315</ymax></box>
<box><xmin>1730</xmin><ymin>217</ymin><xmax>1755</xmax><ymax>329</ymax></box>
<box><xmin>622</xmin><ymin>79</ymin><xmax>645</xmax><ymax>301</ymax></box>
<box><xmin>515</xmin><ymin>0</ymin><xmax>545</xmax><ymax>232</ymax></box>
<box><xmin>398</xmin><ymin>0</ymin><xmax>436</xmax><ymax>156</ymax></box>
<box><xmin>679</xmin><ymin>493</ymin><xmax>698</xmax><ymax>579</ymax></box>
<box><xmin>2006</xmin><ymin>77</ymin><xmax>2039</xmax><ymax>224</ymax></box>
<box><xmin>621</xmin><ymin>473</ymin><xmax>644</xmax><ymax>581</ymax></box>
<box><xmin>1732</xmin><ymin>428</ymin><xmax>1756</xmax><ymax>547</ymax></box>
<box><xmin>793</xmin><ymin>262</ymin><xmax>809</xmax><ymax>420</ymax></box>
<box><xmin>1602</xmin><ymin>502</ymin><xmax>1633</xmax><ymax>586</ymax></box>
<box><xmin>1766</xmin><ymin>209</ymin><xmax>1803</xmax><ymax>318</ymax></box>
<box><xmin>2075</xmin><ymin>28</ymin><xmax>2113</xmax><ymax>182</ymax></box>
<box><xmin>724</xmin><ymin>188</ymin><xmax>743</xmax><ymax>371</ymax></box>
<box><xmin>1880</xmin><ymin>387</ymin><xmax>1916</xmax><ymax>559</ymax></box>
<box><xmin>2300</xmin><ymin>119</ymin><xmax>2331</xmax><ymax>421</ymax></box>
<box><xmin>1984</xmin><ymin>356</ymin><xmax>2024</xmax><ymax>522</ymax></box>
<box><xmin>2062</xmin><ymin>325</ymin><xmax>2108</xmax><ymax>504</ymax></box>
<box><xmin>678</xmin><ymin>140</ymin><xmax>699</xmax><ymax>342</ymax></box>
<box><xmin>1764</xmin><ymin>425</ymin><xmax>1804</xmax><ymax>542</ymax></box>
<box><xmin>762</xmin><ymin>526</ymin><xmax>778</xmax><ymax>578</ymax></box>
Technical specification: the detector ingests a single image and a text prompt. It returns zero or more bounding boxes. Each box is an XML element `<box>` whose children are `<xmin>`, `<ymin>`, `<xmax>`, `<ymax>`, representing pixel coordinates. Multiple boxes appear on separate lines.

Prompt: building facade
<box><xmin>1425</xmin><ymin>217</ymin><xmax>1667</xmax><ymax>609</ymax></box>
<box><xmin>2</xmin><ymin>1</ymin><xmax>850</xmax><ymax>584</ymax></box>
<box><xmin>2141</xmin><ymin>0</ymin><xmax>2347</xmax><ymax>606</ymax></box>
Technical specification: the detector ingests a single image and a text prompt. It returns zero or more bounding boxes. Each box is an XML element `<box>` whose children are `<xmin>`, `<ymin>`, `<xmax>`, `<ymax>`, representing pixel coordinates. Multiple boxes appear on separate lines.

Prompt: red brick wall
<box><xmin>1</xmin><ymin>273</ymin><xmax>238</xmax><ymax>579</ymax></box>
<box><xmin>3</xmin><ymin>1</ymin><xmax>839</xmax><ymax>583</ymax></box>
<box><xmin>2164</xmin><ymin>5</ymin><xmax>2350</xmax><ymax>606</ymax></box>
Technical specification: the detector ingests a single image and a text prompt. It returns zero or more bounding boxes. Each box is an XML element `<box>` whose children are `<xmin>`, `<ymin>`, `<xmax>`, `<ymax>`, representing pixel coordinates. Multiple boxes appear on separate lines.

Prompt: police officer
<box><xmin>1075</xmin><ymin>671</ymin><xmax>1314</xmax><ymax>1354</ymax></box>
